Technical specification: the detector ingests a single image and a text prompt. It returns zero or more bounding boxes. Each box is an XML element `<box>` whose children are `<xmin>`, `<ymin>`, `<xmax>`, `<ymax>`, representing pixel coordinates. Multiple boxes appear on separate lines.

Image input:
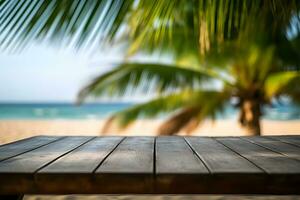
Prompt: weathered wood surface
<box><xmin>0</xmin><ymin>136</ymin><xmax>62</xmax><ymax>161</ymax></box>
<box><xmin>0</xmin><ymin>135</ymin><xmax>300</xmax><ymax>195</ymax></box>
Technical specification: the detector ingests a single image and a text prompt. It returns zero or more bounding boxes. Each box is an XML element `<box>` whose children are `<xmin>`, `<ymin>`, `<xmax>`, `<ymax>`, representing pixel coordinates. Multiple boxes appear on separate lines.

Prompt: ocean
<box><xmin>0</xmin><ymin>102</ymin><xmax>300</xmax><ymax>120</ymax></box>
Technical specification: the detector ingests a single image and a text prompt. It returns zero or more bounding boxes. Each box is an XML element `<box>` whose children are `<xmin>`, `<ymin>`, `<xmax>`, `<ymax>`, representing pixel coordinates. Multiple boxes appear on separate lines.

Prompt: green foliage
<box><xmin>1</xmin><ymin>0</ymin><xmax>299</xmax><ymax>54</ymax></box>
<box><xmin>265</xmin><ymin>72</ymin><xmax>300</xmax><ymax>98</ymax></box>
<box><xmin>81</xmin><ymin>37</ymin><xmax>300</xmax><ymax>134</ymax></box>
<box><xmin>0</xmin><ymin>0</ymin><xmax>134</xmax><ymax>50</ymax></box>
<box><xmin>1</xmin><ymin>0</ymin><xmax>300</xmax><ymax>134</ymax></box>
<box><xmin>107</xmin><ymin>90</ymin><xmax>229</xmax><ymax>134</ymax></box>
<box><xmin>78</xmin><ymin>62</ymin><xmax>215</xmax><ymax>101</ymax></box>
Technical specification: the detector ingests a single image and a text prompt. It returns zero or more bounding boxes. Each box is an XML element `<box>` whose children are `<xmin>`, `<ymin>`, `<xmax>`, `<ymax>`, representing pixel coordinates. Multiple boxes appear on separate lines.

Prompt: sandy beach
<box><xmin>1</xmin><ymin>119</ymin><xmax>300</xmax><ymax>144</ymax></box>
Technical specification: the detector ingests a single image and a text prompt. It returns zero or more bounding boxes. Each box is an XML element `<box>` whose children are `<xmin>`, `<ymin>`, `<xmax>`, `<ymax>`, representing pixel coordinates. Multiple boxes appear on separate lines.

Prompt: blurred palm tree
<box><xmin>1</xmin><ymin>0</ymin><xmax>300</xmax><ymax>135</ymax></box>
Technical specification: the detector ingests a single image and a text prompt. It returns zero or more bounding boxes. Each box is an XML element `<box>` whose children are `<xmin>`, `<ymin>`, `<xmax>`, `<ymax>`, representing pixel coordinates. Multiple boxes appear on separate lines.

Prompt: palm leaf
<box><xmin>78</xmin><ymin>62</ymin><xmax>215</xmax><ymax>102</ymax></box>
<box><xmin>265</xmin><ymin>71</ymin><xmax>300</xmax><ymax>99</ymax></box>
<box><xmin>120</xmin><ymin>0</ymin><xmax>297</xmax><ymax>56</ymax></box>
<box><xmin>106</xmin><ymin>90</ymin><xmax>202</xmax><ymax>126</ymax></box>
<box><xmin>157</xmin><ymin>106</ymin><xmax>201</xmax><ymax>135</ymax></box>
<box><xmin>0</xmin><ymin>0</ymin><xmax>134</xmax><ymax>50</ymax></box>
<box><xmin>1</xmin><ymin>0</ymin><xmax>298</xmax><ymax>53</ymax></box>
<box><xmin>157</xmin><ymin>89</ymin><xmax>230</xmax><ymax>135</ymax></box>
<box><xmin>101</xmin><ymin>89</ymin><xmax>229</xmax><ymax>135</ymax></box>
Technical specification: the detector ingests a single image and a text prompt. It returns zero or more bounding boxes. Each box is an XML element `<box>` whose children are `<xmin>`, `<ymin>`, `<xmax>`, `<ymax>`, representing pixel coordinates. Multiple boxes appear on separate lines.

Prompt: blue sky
<box><xmin>0</xmin><ymin>42</ymin><xmax>123</xmax><ymax>103</ymax></box>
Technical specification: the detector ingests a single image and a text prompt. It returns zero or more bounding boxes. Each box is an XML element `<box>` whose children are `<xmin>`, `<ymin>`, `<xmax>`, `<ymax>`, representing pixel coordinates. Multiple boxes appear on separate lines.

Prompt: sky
<box><xmin>0</xmin><ymin>42</ymin><xmax>124</xmax><ymax>103</ymax></box>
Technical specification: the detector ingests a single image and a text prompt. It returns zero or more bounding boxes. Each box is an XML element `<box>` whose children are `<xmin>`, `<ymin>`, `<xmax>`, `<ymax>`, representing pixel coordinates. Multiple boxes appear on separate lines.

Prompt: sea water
<box><xmin>0</xmin><ymin>102</ymin><xmax>299</xmax><ymax>120</ymax></box>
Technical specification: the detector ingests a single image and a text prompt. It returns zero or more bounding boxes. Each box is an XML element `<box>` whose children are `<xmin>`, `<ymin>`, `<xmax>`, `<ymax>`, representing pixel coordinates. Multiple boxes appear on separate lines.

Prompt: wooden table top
<box><xmin>0</xmin><ymin>135</ymin><xmax>300</xmax><ymax>195</ymax></box>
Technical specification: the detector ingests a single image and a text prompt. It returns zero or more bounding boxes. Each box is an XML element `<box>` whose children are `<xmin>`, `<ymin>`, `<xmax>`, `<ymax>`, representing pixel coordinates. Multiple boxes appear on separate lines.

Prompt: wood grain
<box><xmin>0</xmin><ymin>136</ymin><xmax>93</xmax><ymax>173</ymax></box>
<box><xmin>96</xmin><ymin>137</ymin><xmax>154</xmax><ymax>173</ymax></box>
<box><xmin>216</xmin><ymin>137</ymin><xmax>300</xmax><ymax>173</ymax></box>
<box><xmin>271</xmin><ymin>136</ymin><xmax>300</xmax><ymax>147</ymax></box>
<box><xmin>38</xmin><ymin>137</ymin><xmax>123</xmax><ymax>173</ymax></box>
<box><xmin>156</xmin><ymin>136</ymin><xmax>208</xmax><ymax>174</ymax></box>
<box><xmin>94</xmin><ymin>137</ymin><xmax>155</xmax><ymax>194</ymax></box>
<box><xmin>34</xmin><ymin>137</ymin><xmax>124</xmax><ymax>193</ymax></box>
<box><xmin>185</xmin><ymin>137</ymin><xmax>262</xmax><ymax>173</ymax></box>
<box><xmin>155</xmin><ymin>136</ymin><xmax>209</xmax><ymax>193</ymax></box>
<box><xmin>0</xmin><ymin>136</ymin><xmax>300</xmax><ymax>195</ymax></box>
<box><xmin>243</xmin><ymin>136</ymin><xmax>300</xmax><ymax>161</ymax></box>
<box><xmin>0</xmin><ymin>136</ymin><xmax>62</xmax><ymax>161</ymax></box>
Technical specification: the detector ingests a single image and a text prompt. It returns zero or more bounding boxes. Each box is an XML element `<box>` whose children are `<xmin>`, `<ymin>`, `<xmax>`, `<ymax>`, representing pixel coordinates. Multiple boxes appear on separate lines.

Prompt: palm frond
<box><xmin>1</xmin><ymin>0</ymin><xmax>298</xmax><ymax>54</ymax></box>
<box><xmin>0</xmin><ymin>0</ymin><xmax>134</xmax><ymax>50</ymax></box>
<box><xmin>265</xmin><ymin>71</ymin><xmax>300</xmax><ymax>99</ymax></box>
<box><xmin>102</xmin><ymin>90</ymin><xmax>205</xmax><ymax>127</ymax></box>
<box><xmin>203</xmin><ymin>40</ymin><xmax>279</xmax><ymax>92</ymax></box>
<box><xmin>101</xmin><ymin>89</ymin><xmax>229</xmax><ymax>135</ymax></box>
<box><xmin>157</xmin><ymin>90</ymin><xmax>230</xmax><ymax>135</ymax></box>
<box><xmin>157</xmin><ymin>106</ymin><xmax>201</xmax><ymax>135</ymax></box>
<box><xmin>78</xmin><ymin>62</ymin><xmax>215</xmax><ymax>102</ymax></box>
<box><xmin>119</xmin><ymin>0</ymin><xmax>299</xmax><ymax>55</ymax></box>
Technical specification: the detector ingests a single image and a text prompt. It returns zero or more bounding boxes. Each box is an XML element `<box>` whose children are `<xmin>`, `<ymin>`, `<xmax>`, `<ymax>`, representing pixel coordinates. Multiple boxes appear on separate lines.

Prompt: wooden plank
<box><xmin>0</xmin><ymin>136</ymin><xmax>62</xmax><ymax>161</ymax></box>
<box><xmin>243</xmin><ymin>136</ymin><xmax>300</xmax><ymax>161</ymax></box>
<box><xmin>156</xmin><ymin>136</ymin><xmax>208</xmax><ymax>174</ymax></box>
<box><xmin>38</xmin><ymin>137</ymin><xmax>124</xmax><ymax>173</ymax></box>
<box><xmin>217</xmin><ymin>137</ymin><xmax>300</xmax><ymax>173</ymax></box>
<box><xmin>34</xmin><ymin>137</ymin><xmax>124</xmax><ymax>193</ymax></box>
<box><xmin>271</xmin><ymin>136</ymin><xmax>300</xmax><ymax>147</ymax></box>
<box><xmin>93</xmin><ymin>137</ymin><xmax>155</xmax><ymax>194</ymax></box>
<box><xmin>96</xmin><ymin>137</ymin><xmax>154</xmax><ymax>174</ymax></box>
<box><xmin>0</xmin><ymin>136</ymin><xmax>39</xmax><ymax>147</ymax></box>
<box><xmin>0</xmin><ymin>136</ymin><xmax>93</xmax><ymax>173</ymax></box>
<box><xmin>1</xmin><ymin>136</ymin><xmax>300</xmax><ymax>195</ymax></box>
<box><xmin>155</xmin><ymin>136</ymin><xmax>210</xmax><ymax>194</ymax></box>
<box><xmin>185</xmin><ymin>137</ymin><xmax>262</xmax><ymax>173</ymax></box>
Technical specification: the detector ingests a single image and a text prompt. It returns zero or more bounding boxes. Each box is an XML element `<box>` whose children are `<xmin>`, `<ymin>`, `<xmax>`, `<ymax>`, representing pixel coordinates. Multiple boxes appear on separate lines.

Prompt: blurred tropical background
<box><xmin>1</xmin><ymin>0</ymin><xmax>300</xmax><ymax>200</ymax></box>
<box><xmin>1</xmin><ymin>0</ymin><xmax>300</xmax><ymax>142</ymax></box>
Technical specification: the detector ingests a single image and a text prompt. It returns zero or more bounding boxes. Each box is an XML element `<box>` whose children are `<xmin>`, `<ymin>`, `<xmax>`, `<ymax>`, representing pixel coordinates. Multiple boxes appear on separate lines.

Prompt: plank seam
<box><xmin>214</xmin><ymin>138</ymin><xmax>267</xmax><ymax>173</ymax></box>
<box><xmin>269</xmin><ymin>137</ymin><xmax>300</xmax><ymax>149</ymax></box>
<box><xmin>153</xmin><ymin>136</ymin><xmax>156</xmax><ymax>176</ymax></box>
<box><xmin>34</xmin><ymin>137</ymin><xmax>97</xmax><ymax>174</ymax></box>
<box><xmin>241</xmin><ymin>137</ymin><xmax>300</xmax><ymax>162</ymax></box>
<box><xmin>184</xmin><ymin>137</ymin><xmax>211</xmax><ymax>174</ymax></box>
<box><xmin>92</xmin><ymin>136</ymin><xmax>126</xmax><ymax>173</ymax></box>
<box><xmin>0</xmin><ymin>136</ymin><xmax>66</xmax><ymax>163</ymax></box>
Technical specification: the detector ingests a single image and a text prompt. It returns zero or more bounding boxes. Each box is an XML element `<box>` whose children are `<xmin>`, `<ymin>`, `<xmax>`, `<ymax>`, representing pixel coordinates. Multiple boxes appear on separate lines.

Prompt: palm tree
<box><xmin>1</xmin><ymin>0</ymin><xmax>300</xmax><ymax>135</ymax></box>
<box><xmin>78</xmin><ymin>34</ymin><xmax>300</xmax><ymax>135</ymax></box>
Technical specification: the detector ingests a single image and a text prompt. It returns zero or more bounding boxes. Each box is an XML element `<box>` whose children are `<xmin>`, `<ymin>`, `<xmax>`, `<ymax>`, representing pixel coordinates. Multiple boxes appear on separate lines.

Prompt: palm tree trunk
<box><xmin>239</xmin><ymin>100</ymin><xmax>261</xmax><ymax>136</ymax></box>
